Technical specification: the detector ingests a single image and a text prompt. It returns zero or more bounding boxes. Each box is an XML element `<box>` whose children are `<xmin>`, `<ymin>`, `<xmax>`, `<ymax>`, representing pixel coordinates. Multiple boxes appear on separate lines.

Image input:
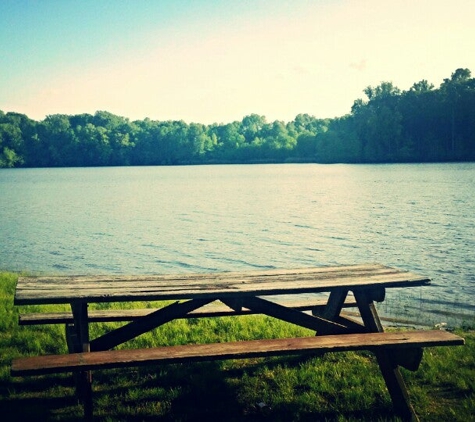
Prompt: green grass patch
<box><xmin>1</xmin><ymin>272</ymin><xmax>474</xmax><ymax>421</ymax></box>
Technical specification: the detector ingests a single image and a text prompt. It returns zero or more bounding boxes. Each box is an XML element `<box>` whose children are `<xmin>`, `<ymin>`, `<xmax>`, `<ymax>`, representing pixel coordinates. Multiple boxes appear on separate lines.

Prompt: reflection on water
<box><xmin>1</xmin><ymin>163</ymin><xmax>474</xmax><ymax>326</ymax></box>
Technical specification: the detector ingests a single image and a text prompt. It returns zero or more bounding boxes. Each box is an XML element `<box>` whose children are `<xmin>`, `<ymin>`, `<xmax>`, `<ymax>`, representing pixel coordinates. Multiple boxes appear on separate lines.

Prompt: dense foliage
<box><xmin>1</xmin><ymin>68</ymin><xmax>474</xmax><ymax>168</ymax></box>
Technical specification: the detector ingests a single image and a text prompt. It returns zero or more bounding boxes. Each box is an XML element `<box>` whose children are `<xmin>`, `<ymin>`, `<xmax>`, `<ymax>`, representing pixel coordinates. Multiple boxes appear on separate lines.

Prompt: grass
<box><xmin>1</xmin><ymin>271</ymin><xmax>474</xmax><ymax>421</ymax></box>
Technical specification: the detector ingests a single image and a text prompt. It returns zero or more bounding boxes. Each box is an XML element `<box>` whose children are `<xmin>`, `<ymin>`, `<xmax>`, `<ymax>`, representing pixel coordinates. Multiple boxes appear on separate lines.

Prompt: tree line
<box><xmin>1</xmin><ymin>68</ymin><xmax>474</xmax><ymax>168</ymax></box>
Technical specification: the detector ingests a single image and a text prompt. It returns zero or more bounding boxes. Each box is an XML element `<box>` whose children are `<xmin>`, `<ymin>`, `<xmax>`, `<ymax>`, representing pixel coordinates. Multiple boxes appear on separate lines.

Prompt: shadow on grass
<box><xmin>2</xmin><ymin>359</ymin><xmax>403</xmax><ymax>422</ymax></box>
<box><xmin>0</xmin><ymin>394</ymin><xmax>82</xmax><ymax>422</ymax></box>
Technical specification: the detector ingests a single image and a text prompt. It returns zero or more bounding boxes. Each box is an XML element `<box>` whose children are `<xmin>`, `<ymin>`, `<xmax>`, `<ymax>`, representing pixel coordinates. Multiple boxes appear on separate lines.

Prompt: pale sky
<box><xmin>1</xmin><ymin>0</ymin><xmax>474</xmax><ymax>124</ymax></box>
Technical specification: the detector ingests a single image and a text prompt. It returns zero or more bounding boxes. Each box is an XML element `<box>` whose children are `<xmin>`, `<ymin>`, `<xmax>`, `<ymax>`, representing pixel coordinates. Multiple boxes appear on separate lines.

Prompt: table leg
<box><xmin>354</xmin><ymin>290</ymin><xmax>384</xmax><ymax>332</ymax></box>
<box><xmin>354</xmin><ymin>290</ymin><xmax>419</xmax><ymax>421</ymax></box>
<box><xmin>317</xmin><ymin>289</ymin><xmax>348</xmax><ymax>320</ymax></box>
<box><xmin>311</xmin><ymin>289</ymin><xmax>366</xmax><ymax>334</ymax></box>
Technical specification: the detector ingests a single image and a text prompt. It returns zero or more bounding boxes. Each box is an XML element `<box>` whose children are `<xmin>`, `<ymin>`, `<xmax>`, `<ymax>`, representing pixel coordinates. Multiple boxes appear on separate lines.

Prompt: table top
<box><xmin>15</xmin><ymin>264</ymin><xmax>430</xmax><ymax>306</ymax></box>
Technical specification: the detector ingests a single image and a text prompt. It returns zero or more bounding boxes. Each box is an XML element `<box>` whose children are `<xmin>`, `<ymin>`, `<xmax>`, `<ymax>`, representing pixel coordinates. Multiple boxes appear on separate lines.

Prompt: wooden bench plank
<box><xmin>11</xmin><ymin>330</ymin><xmax>464</xmax><ymax>376</ymax></box>
<box><xmin>18</xmin><ymin>297</ymin><xmax>359</xmax><ymax>325</ymax></box>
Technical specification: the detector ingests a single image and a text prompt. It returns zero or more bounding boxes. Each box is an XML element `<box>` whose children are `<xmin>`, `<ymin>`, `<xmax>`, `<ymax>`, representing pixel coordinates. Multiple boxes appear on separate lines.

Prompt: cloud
<box><xmin>349</xmin><ymin>59</ymin><xmax>367</xmax><ymax>72</ymax></box>
<box><xmin>293</xmin><ymin>65</ymin><xmax>310</xmax><ymax>75</ymax></box>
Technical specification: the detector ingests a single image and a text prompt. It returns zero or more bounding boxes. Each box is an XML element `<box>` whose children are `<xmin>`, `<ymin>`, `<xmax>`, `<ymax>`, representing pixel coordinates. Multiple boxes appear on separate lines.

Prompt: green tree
<box><xmin>410</xmin><ymin>79</ymin><xmax>434</xmax><ymax>94</ymax></box>
<box><xmin>241</xmin><ymin>114</ymin><xmax>266</xmax><ymax>143</ymax></box>
<box><xmin>74</xmin><ymin>123</ymin><xmax>111</xmax><ymax>166</ymax></box>
<box><xmin>0</xmin><ymin>123</ymin><xmax>24</xmax><ymax>167</ymax></box>
<box><xmin>351</xmin><ymin>82</ymin><xmax>404</xmax><ymax>162</ymax></box>
<box><xmin>295</xmin><ymin>132</ymin><xmax>317</xmax><ymax>160</ymax></box>
<box><xmin>315</xmin><ymin>116</ymin><xmax>361</xmax><ymax>163</ymax></box>
<box><xmin>260</xmin><ymin>121</ymin><xmax>297</xmax><ymax>160</ymax></box>
<box><xmin>2</xmin><ymin>67</ymin><xmax>474</xmax><ymax>166</ymax></box>
<box><xmin>214</xmin><ymin>122</ymin><xmax>245</xmax><ymax>161</ymax></box>
<box><xmin>188</xmin><ymin>123</ymin><xmax>215</xmax><ymax>160</ymax></box>
<box><xmin>35</xmin><ymin>115</ymin><xmax>78</xmax><ymax>166</ymax></box>
<box><xmin>440</xmin><ymin>68</ymin><xmax>474</xmax><ymax>158</ymax></box>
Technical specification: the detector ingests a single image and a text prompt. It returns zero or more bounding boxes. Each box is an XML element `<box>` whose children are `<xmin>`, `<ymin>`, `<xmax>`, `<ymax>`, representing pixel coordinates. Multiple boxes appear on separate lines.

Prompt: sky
<box><xmin>1</xmin><ymin>0</ymin><xmax>475</xmax><ymax>125</ymax></box>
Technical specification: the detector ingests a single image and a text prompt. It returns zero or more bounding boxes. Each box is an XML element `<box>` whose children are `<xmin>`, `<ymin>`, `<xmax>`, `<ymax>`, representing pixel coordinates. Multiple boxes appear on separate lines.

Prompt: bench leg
<box><xmin>354</xmin><ymin>290</ymin><xmax>419</xmax><ymax>421</ymax></box>
<box><xmin>70</xmin><ymin>303</ymin><xmax>94</xmax><ymax>420</ymax></box>
<box><xmin>375</xmin><ymin>351</ymin><xmax>418</xmax><ymax>421</ymax></box>
<box><xmin>81</xmin><ymin>372</ymin><xmax>93</xmax><ymax>421</ymax></box>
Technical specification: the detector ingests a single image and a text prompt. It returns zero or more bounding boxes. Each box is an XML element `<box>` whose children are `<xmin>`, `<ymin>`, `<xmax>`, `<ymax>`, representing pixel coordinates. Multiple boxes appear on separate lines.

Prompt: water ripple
<box><xmin>1</xmin><ymin>163</ymin><xmax>474</xmax><ymax>325</ymax></box>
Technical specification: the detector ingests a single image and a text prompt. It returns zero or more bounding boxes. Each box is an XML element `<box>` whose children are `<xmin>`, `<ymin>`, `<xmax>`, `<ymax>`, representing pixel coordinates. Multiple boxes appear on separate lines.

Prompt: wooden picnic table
<box><xmin>12</xmin><ymin>264</ymin><xmax>464</xmax><ymax>421</ymax></box>
<box><xmin>14</xmin><ymin>263</ymin><xmax>428</xmax><ymax>353</ymax></box>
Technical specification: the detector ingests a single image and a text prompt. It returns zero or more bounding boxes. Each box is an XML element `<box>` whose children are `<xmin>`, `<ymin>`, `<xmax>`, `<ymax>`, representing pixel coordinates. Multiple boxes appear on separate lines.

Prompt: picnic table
<box><xmin>11</xmin><ymin>264</ymin><xmax>465</xmax><ymax>421</ymax></box>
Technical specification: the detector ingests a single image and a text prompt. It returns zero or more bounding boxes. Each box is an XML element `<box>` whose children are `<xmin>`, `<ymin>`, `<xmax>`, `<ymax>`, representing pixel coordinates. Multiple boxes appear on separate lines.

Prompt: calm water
<box><xmin>1</xmin><ymin>163</ymin><xmax>474</xmax><ymax>326</ymax></box>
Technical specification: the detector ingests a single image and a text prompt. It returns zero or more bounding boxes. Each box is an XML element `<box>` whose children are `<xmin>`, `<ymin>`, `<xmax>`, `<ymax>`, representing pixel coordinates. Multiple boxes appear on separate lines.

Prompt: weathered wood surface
<box><xmin>91</xmin><ymin>298</ymin><xmax>214</xmax><ymax>352</ymax></box>
<box><xmin>18</xmin><ymin>297</ymin><xmax>359</xmax><ymax>325</ymax></box>
<box><xmin>239</xmin><ymin>296</ymin><xmax>350</xmax><ymax>335</ymax></box>
<box><xmin>11</xmin><ymin>330</ymin><xmax>464</xmax><ymax>376</ymax></box>
<box><xmin>15</xmin><ymin>264</ymin><xmax>430</xmax><ymax>305</ymax></box>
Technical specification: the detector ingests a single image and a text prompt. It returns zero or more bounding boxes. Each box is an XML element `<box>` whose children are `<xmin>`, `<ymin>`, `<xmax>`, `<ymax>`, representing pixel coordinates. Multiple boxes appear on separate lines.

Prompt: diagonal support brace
<box><xmin>239</xmin><ymin>296</ymin><xmax>349</xmax><ymax>335</ymax></box>
<box><xmin>90</xmin><ymin>298</ymin><xmax>214</xmax><ymax>351</ymax></box>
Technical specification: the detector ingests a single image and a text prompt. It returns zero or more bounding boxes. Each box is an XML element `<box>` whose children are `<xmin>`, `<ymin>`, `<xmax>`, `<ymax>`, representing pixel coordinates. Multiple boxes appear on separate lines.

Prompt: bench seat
<box><xmin>18</xmin><ymin>297</ymin><xmax>358</xmax><ymax>325</ymax></box>
<box><xmin>11</xmin><ymin>330</ymin><xmax>464</xmax><ymax>376</ymax></box>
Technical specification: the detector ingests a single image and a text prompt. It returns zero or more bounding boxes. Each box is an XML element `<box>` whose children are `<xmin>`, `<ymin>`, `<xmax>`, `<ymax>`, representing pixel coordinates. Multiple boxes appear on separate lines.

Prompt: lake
<box><xmin>1</xmin><ymin>163</ymin><xmax>474</xmax><ymax>326</ymax></box>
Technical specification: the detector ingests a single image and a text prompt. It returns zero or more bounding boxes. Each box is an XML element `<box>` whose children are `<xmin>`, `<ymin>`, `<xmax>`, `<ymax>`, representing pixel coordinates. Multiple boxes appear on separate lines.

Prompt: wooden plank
<box><xmin>14</xmin><ymin>264</ymin><xmax>393</xmax><ymax>288</ymax></box>
<box><xmin>240</xmin><ymin>296</ymin><xmax>349</xmax><ymax>335</ymax></box>
<box><xmin>11</xmin><ymin>330</ymin><xmax>463</xmax><ymax>376</ymax></box>
<box><xmin>90</xmin><ymin>298</ymin><xmax>214</xmax><ymax>352</ymax></box>
<box><xmin>18</xmin><ymin>297</ymin><xmax>359</xmax><ymax>325</ymax></box>
<box><xmin>14</xmin><ymin>264</ymin><xmax>430</xmax><ymax>305</ymax></box>
<box><xmin>14</xmin><ymin>265</ymin><xmax>422</xmax><ymax>291</ymax></box>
